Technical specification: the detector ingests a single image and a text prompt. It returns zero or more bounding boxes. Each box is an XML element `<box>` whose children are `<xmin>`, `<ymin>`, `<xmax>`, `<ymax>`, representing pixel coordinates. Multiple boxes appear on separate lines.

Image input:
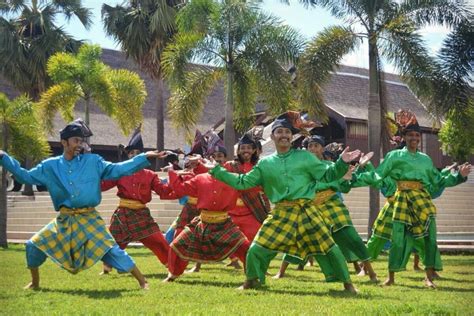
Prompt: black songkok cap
<box><xmin>303</xmin><ymin>135</ymin><xmax>325</xmax><ymax>148</ymax></box>
<box><xmin>402</xmin><ymin>122</ymin><xmax>421</xmax><ymax>135</ymax></box>
<box><xmin>239</xmin><ymin>134</ymin><xmax>257</xmax><ymax>147</ymax></box>
<box><xmin>125</xmin><ymin>127</ymin><xmax>144</xmax><ymax>152</ymax></box>
<box><xmin>60</xmin><ymin>118</ymin><xmax>92</xmax><ymax>140</ymax></box>
<box><xmin>271</xmin><ymin>113</ymin><xmax>300</xmax><ymax>134</ymax></box>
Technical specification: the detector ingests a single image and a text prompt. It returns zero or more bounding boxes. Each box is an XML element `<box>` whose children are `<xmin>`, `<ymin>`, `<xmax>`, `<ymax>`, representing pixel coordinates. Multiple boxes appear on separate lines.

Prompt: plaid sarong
<box><xmin>109</xmin><ymin>207</ymin><xmax>161</xmax><ymax>243</ymax></box>
<box><xmin>392</xmin><ymin>189</ymin><xmax>436</xmax><ymax>238</ymax></box>
<box><xmin>254</xmin><ymin>199</ymin><xmax>335</xmax><ymax>259</ymax></box>
<box><xmin>229</xmin><ymin>161</ymin><xmax>270</xmax><ymax>223</ymax></box>
<box><xmin>30</xmin><ymin>209</ymin><xmax>115</xmax><ymax>274</ymax></box>
<box><xmin>372</xmin><ymin>198</ymin><xmax>395</xmax><ymax>240</ymax></box>
<box><xmin>171</xmin><ymin>216</ymin><xmax>247</xmax><ymax>262</ymax></box>
<box><xmin>314</xmin><ymin>194</ymin><xmax>353</xmax><ymax>233</ymax></box>
<box><xmin>175</xmin><ymin>202</ymin><xmax>200</xmax><ymax>231</ymax></box>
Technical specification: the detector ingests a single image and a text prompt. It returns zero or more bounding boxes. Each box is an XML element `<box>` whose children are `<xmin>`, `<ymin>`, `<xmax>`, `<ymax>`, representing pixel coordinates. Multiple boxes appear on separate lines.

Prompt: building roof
<box><xmin>0</xmin><ymin>48</ymin><xmax>439</xmax><ymax>151</ymax></box>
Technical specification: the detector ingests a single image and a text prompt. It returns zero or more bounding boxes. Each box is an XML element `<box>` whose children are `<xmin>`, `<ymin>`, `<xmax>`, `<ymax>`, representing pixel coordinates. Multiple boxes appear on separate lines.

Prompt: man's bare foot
<box><xmin>237</xmin><ymin>279</ymin><xmax>260</xmax><ymax>290</ymax></box>
<box><xmin>432</xmin><ymin>271</ymin><xmax>441</xmax><ymax>279</ymax></box>
<box><xmin>296</xmin><ymin>264</ymin><xmax>305</xmax><ymax>271</ymax></box>
<box><xmin>162</xmin><ymin>275</ymin><xmax>178</xmax><ymax>282</ymax></box>
<box><xmin>369</xmin><ymin>273</ymin><xmax>379</xmax><ymax>283</ymax></box>
<box><xmin>23</xmin><ymin>282</ymin><xmax>39</xmax><ymax>290</ymax></box>
<box><xmin>413</xmin><ymin>265</ymin><xmax>422</xmax><ymax>271</ymax></box>
<box><xmin>425</xmin><ymin>278</ymin><xmax>437</xmax><ymax>288</ymax></box>
<box><xmin>353</xmin><ymin>262</ymin><xmax>362</xmax><ymax>274</ymax></box>
<box><xmin>343</xmin><ymin>283</ymin><xmax>358</xmax><ymax>294</ymax></box>
<box><xmin>140</xmin><ymin>280</ymin><xmax>149</xmax><ymax>290</ymax></box>
<box><xmin>382</xmin><ymin>278</ymin><xmax>395</xmax><ymax>286</ymax></box>
<box><xmin>226</xmin><ymin>260</ymin><xmax>242</xmax><ymax>270</ymax></box>
<box><xmin>273</xmin><ymin>272</ymin><xmax>285</xmax><ymax>279</ymax></box>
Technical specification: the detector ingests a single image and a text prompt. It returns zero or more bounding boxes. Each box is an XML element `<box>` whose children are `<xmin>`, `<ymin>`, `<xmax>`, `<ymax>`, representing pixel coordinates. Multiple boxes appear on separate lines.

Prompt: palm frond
<box><xmin>399</xmin><ymin>0</ymin><xmax>471</xmax><ymax>28</ymax></box>
<box><xmin>38</xmin><ymin>82</ymin><xmax>80</xmax><ymax>133</ymax></box>
<box><xmin>176</xmin><ymin>0</ymin><xmax>216</xmax><ymax>33</ymax></box>
<box><xmin>167</xmin><ymin>68</ymin><xmax>223</xmax><ymax>140</ymax></box>
<box><xmin>231</xmin><ymin>64</ymin><xmax>258</xmax><ymax>131</ymax></box>
<box><xmin>296</xmin><ymin>25</ymin><xmax>359</xmax><ymax>121</ymax></box>
<box><xmin>108</xmin><ymin>69</ymin><xmax>147</xmax><ymax>135</ymax></box>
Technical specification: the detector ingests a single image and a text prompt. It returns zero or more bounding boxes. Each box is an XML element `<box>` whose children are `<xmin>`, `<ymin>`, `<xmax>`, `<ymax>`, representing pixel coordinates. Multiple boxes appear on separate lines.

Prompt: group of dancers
<box><xmin>0</xmin><ymin>110</ymin><xmax>470</xmax><ymax>294</ymax></box>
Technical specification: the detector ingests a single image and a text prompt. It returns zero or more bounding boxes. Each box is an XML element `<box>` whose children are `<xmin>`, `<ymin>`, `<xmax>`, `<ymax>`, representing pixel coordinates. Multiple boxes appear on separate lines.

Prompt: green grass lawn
<box><xmin>1</xmin><ymin>244</ymin><xmax>473</xmax><ymax>315</ymax></box>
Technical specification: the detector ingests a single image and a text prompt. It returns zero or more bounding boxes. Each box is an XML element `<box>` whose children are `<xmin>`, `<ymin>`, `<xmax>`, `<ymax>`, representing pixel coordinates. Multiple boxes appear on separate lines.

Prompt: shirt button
<box><xmin>69</xmin><ymin>182</ymin><xmax>73</xmax><ymax>185</ymax></box>
<box><xmin>68</xmin><ymin>170</ymin><xmax>72</xmax><ymax>174</ymax></box>
<box><xmin>71</xmin><ymin>195</ymin><xmax>75</xmax><ymax>198</ymax></box>
<box><xmin>213</xmin><ymin>191</ymin><xmax>217</xmax><ymax>194</ymax></box>
<box><xmin>213</xmin><ymin>202</ymin><xmax>216</xmax><ymax>205</ymax></box>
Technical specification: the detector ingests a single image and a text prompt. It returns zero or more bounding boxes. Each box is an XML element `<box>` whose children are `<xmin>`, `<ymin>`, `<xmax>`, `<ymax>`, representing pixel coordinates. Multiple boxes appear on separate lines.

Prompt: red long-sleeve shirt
<box><xmin>101</xmin><ymin>169</ymin><xmax>177</xmax><ymax>204</ymax></box>
<box><xmin>168</xmin><ymin>170</ymin><xmax>238</xmax><ymax>211</ymax></box>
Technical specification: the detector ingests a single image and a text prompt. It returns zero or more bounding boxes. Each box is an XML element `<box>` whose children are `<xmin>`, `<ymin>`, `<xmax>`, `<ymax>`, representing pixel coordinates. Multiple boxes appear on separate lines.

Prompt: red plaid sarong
<box><xmin>109</xmin><ymin>207</ymin><xmax>161</xmax><ymax>243</ymax></box>
<box><xmin>171</xmin><ymin>216</ymin><xmax>247</xmax><ymax>262</ymax></box>
<box><xmin>175</xmin><ymin>202</ymin><xmax>200</xmax><ymax>231</ymax></box>
<box><xmin>228</xmin><ymin>161</ymin><xmax>270</xmax><ymax>223</ymax></box>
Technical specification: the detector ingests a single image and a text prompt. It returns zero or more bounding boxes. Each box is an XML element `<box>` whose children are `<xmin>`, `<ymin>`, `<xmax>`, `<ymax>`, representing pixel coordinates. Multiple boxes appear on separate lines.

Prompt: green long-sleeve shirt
<box><xmin>313</xmin><ymin>159</ymin><xmax>352</xmax><ymax>194</ymax></box>
<box><xmin>210</xmin><ymin>148</ymin><xmax>349</xmax><ymax>203</ymax></box>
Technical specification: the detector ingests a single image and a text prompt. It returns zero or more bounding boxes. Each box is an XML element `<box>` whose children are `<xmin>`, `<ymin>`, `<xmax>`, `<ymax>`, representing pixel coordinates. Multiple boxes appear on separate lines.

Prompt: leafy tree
<box><xmin>162</xmin><ymin>0</ymin><xmax>302</xmax><ymax>154</ymax></box>
<box><xmin>0</xmin><ymin>93</ymin><xmax>50</xmax><ymax>247</ymax></box>
<box><xmin>38</xmin><ymin>44</ymin><xmax>147</xmax><ymax>136</ymax></box>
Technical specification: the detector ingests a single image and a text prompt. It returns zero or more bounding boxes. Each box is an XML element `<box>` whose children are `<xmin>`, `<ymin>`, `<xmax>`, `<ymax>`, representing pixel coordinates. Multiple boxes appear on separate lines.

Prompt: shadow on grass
<box><xmin>400</xmin><ymin>284</ymin><xmax>474</xmax><ymax>292</ymax></box>
<box><xmin>35</xmin><ymin>288</ymin><xmax>134</xmax><ymax>299</ymax></box>
<box><xmin>172</xmin><ymin>279</ymin><xmax>243</xmax><ymax>288</ymax></box>
<box><xmin>403</xmin><ymin>275</ymin><xmax>473</xmax><ymax>283</ymax></box>
<box><xmin>143</xmin><ymin>273</ymin><xmax>168</xmax><ymax>279</ymax></box>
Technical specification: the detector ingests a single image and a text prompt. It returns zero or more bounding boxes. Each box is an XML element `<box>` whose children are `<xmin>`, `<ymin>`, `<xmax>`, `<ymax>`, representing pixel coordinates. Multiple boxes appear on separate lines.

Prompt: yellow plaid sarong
<box><xmin>392</xmin><ymin>188</ymin><xmax>436</xmax><ymax>238</ymax></box>
<box><xmin>253</xmin><ymin>199</ymin><xmax>335</xmax><ymax>259</ymax></box>
<box><xmin>313</xmin><ymin>192</ymin><xmax>353</xmax><ymax>233</ymax></box>
<box><xmin>372</xmin><ymin>197</ymin><xmax>396</xmax><ymax>240</ymax></box>
<box><xmin>30</xmin><ymin>208</ymin><xmax>115</xmax><ymax>274</ymax></box>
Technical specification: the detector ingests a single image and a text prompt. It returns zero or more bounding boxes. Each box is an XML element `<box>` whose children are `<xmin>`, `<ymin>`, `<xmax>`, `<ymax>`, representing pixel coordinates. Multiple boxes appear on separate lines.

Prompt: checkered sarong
<box><xmin>392</xmin><ymin>189</ymin><xmax>436</xmax><ymax>238</ymax></box>
<box><xmin>109</xmin><ymin>207</ymin><xmax>161</xmax><ymax>243</ymax></box>
<box><xmin>314</xmin><ymin>194</ymin><xmax>353</xmax><ymax>233</ymax></box>
<box><xmin>175</xmin><ymin>202</ymin><xmax>200</xmax><ymax>231</ymax></box>
<box><xmin>30</xmin><ymin>210</ymin><xmax>115</xmax><ymax>274</ymax></box>
<box><xmin>254</xmin><ymin>199</ymin><xmax>335</xmax><ymax>259</ymax></box>
<box><xmin>372</xmin><ymin>199</ymin><xmax>395</xmax><ymax>240</ymax></box>
<box><xmin>171</xmin><ymin>216</ymin><xmax>247</xmax><ymax>262</ymax></box>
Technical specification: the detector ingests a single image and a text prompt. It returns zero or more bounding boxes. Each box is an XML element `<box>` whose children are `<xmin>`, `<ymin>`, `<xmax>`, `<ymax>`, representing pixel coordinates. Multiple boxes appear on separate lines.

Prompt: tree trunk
<box><xmin>367</xmin><ymin>37</ymin><xmax>381</xmax><ymax>238</ymax></box>
<box><xmin>224</xmin><ymin>71</ymin><xmax>236</xmax><ymax>159</ymax></box>
<box><xmin>0</xmin><ymin>122</ymin><xmax>9</xmax><ymax>247</ymax></box>
<box><xmin>155</xmin><ymin>78</ymin><xmax>166</xmax><ymax>170</ymax></box>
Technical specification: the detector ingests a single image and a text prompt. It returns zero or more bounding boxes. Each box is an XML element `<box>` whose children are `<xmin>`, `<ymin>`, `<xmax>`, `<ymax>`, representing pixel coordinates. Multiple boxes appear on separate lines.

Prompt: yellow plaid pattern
<box><xmin>253</xmin><ymin>199</ymin><xmax>335</xmax><ymax>259</ymax></box>
<box><xmin>313</xmin><ymin>194</ymin><xmax>353</xmax><ymax>233</ymax></box>
<box><xmin>118</xmin><ymin>198</ymin><xmax>146</xmax><ymax>210</ymax></box>
<box><xmin>372</xmin><ymin>198</ymin><xmax>395</xmax><ymax>240</ymax></box>
<box><xmin>392</xmin><ymin>188</ymin><xmax>437</xmax><ymax>238</ymax></box>
<box><xmin>30</xmin><ymin>209</ymin><xmax>115</xmax><ymax>274</ymax></box>
<box><xmin>313</xmin><ymin>189</ymin><xmax>336</xmax><ymax>205</ymax></box>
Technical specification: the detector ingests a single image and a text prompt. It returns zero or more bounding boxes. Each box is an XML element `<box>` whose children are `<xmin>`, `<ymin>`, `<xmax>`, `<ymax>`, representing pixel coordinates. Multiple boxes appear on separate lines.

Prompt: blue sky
<box><xmin>60</xmin><ymin>0</ymin><xmax>449</xmax><ymax>74</ymax></box>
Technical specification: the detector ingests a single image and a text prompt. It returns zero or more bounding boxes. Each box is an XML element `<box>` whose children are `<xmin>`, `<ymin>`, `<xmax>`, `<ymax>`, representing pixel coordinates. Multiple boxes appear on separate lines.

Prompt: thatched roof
<box><xmin>0</xmin><ymin>49</ymin><xmax>438</xmax><ymax>151</ymax></box>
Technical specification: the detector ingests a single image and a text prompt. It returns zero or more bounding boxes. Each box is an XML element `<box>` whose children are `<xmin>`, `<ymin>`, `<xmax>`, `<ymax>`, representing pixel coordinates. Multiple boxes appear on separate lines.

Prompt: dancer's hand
<box><xmin>202</xmin><ymin>158</ymin><xmax>218</xmax><ymax>169</ymax></box>
<box><xmin>340</xmin><ymin>147</ymin><xmax>361</xmax><ymax>163</ymax></box>
<box><xmin>343</xmin><ymin>165</ymin><xmax>356</xmax><ymax>180</ymax></box>
<box><xmin>458</xmin><ymin>163</ymin><xmax>471</xmax><ymax>178</ymax></box>
<box><xmin>359</xmin><ymin>152</ymin><xmax>374</xmax><ymax>168</ymax></box>
<box><xmin>145</xmin><ymin>150</ymin><xmax>168</xmax><ymax>159</ymax></box>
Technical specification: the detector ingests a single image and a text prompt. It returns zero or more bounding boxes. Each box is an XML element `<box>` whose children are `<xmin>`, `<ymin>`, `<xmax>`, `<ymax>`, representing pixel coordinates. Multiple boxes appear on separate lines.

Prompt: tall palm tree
<box><xmin>296</xmin><ymin>0</ymin><xmax>471</xmax><ymax>234</ymax></box>
<box><xmin>102</xmin><ymin>0</ymin><xmax>181</xmax><ymax>166</ymax></box>
<box><xmin>162</xmin><ymin>0</ymin><xmax>303</xmax><ymax>154</ymax></box>
<box><xmin>38</xmin><ymin>44</ymin><xmax>147</xmax><ymax>136</ymax></box>
<box><xmin>0</xmin><ymin>93</ymin><xmax>50</xmax><ymax>247</ymax></box>
<box><xmin>0</xmin><ymin>0</ymin><xmax>91</xmax><ymax>195</ymax></box>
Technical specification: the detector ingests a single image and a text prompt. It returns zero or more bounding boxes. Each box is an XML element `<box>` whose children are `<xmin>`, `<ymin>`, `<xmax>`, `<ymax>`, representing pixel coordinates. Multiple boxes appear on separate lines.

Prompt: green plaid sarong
<box><xmin>372</xmin><ymin>198</ymin><xmax>395</xmax><ymax>240</ymax></box>
<box><xmin>314</xmin><ymin>193</ymin><xmax>353</xmax><ymax>233</ymax></box>
<box><xmin>30</xmin><ymin>210</ymin><xmax>115</xmax><ymax>274</ymax></box>
<box><xmin>392</xmin><ymin>189</ymin><xmax>436</xmax><ymax>238</ymax></box>
<box><xmin>253</xmin><ymin>199</ymin><xmax>335</xmax><ymax>259</ymax></box>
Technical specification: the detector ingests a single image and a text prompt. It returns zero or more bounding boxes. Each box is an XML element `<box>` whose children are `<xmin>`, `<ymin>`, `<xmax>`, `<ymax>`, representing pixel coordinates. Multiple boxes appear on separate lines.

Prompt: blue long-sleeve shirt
<box><xmin>1</xmin><ymin>153</ymin><xmax>150</xmax><ymax>211</ymax></box>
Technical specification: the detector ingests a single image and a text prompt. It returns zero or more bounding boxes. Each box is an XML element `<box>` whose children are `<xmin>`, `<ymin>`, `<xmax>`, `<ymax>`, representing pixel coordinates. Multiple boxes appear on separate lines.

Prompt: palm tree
<box><xmin>0</xmin><ymin>93</ymin><xmax>50</xmax><ymax>247</ymax></box>
<box><xmin>162</xmin><ymin>0</ymin><xmax>303</xmax><ymax>154</ymax></box>
<box><xmin>38</xmin><ymin>44</ymin><xmax>147</xmax><ymax>136</ymax></box>
<box><xmin>296</xmin><ymin>0</ymin><xmax>471</xmax><ymax>234</ymax></box>
<box><xmin>435</xmin><ymin>19</ymin><xmax>474</xmax><ymax>162</ymax></box>
<box><xmin>0</xmin><ymin>0</ymin><xmax>91</xmax><ymax>195</ymax></box>
<box><xmin>102</xmin><ymin>0</ymin><xmax>181</xmax><ymax>165</ymax></box>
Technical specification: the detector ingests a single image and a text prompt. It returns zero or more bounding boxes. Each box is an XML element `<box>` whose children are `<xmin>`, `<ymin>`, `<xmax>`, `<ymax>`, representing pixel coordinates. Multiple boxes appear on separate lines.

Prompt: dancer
<box><xmin>101</xmin><ymin>129</ymin><xmax>177</xmax><ymax>274</ymax></box>
<box><xmin>163</xmin><ymin>157</ymin><xmax>250</xmax><ymax>282</ymax></box>
<box><xmin>210</xmin><ymin>111</ymin><xmax>361</xmax><ymax>293</ymax></box>
<box><xmin>0</xmin><ymin>119</ymin><xmax>166</xmax><ymax>289</ymax></box>
<box><xmin>359</xmin><ymin>110</ymin><xmax>471</xmax><ymax>287</ymax></box>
